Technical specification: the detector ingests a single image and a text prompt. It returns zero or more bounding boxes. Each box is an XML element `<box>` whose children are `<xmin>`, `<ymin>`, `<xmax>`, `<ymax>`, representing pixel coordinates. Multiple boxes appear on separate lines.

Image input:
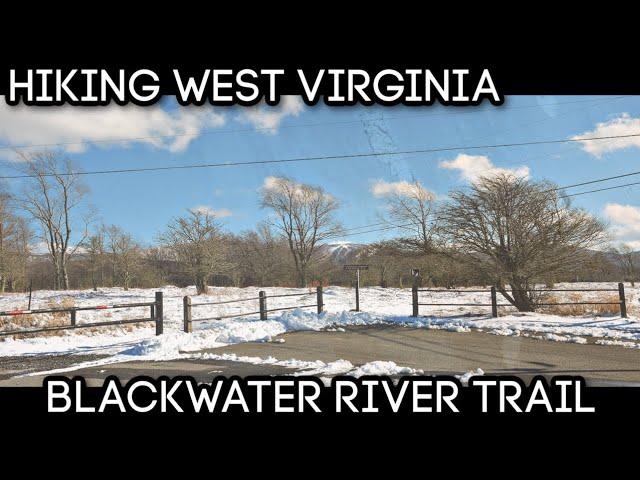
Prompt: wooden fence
<box><xmin>0</xmin><ymin>292</ymin><xmax>164</xmax><ymax>337</ymax></box>
<box><xmin>411</xmin><ymin>283</ymin><xmax>628</xmax><ymax>318</ymax></box>
<box><xmin>182</xmin><ymin>286</ymin><xmax>324</xmax><ymax>333</ymax></box>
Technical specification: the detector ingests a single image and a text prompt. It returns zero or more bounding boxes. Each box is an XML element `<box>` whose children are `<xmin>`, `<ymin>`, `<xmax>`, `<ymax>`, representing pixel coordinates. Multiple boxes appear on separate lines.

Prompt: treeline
<box><xmin>23</xmin><ymin>232</ymin><xmax>627</xmax><ymax>293</ymax></box>
<box><xmin>1</xmin><ymin>151</ymin><xmax>637</xmax><ymax>310</ymax></box>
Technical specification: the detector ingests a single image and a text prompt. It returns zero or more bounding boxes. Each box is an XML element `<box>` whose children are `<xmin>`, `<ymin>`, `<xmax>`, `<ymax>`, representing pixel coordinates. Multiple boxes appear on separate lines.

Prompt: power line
<box><xmin>0</xmin><ymin>96</ymin><xmax>627</xmax><ymax>152</ymax></box>
<box><xmin>4</xmin><ymin>131</ymin><xmax>640</xmax><ymax>180</ymax></box>
<box><xmin>561</xmin><ymin>181</ymin><xmax>640</xmax><ymax>198</ymax></box>
<box><xmin>339</xmin><ymin>221</ymin><xmax>388</xmax><ymax>234</ymax></box>
<box><xmin>547</xmin><ymin>170</ymin><xmax>640</xmax><ymax>193</ymax></box>
<box><xmin>335</xmin><ymin>224</ymin><xmax>411</xmax><ymax>238</ymax></box>
<box><xmin>330</xmin><ymin>174</ymin><xmax>640</xmax><ymax>239</ymax></box>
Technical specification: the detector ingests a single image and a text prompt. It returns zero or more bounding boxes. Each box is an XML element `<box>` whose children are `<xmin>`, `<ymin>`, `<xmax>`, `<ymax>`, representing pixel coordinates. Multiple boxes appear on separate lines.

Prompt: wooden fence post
<box><xmin>411</xmin><ymin>285</ymin><xmax>418</xmax><ymax>317</ymax></box>
<box><xmin>355</xmin><ymin>269</ymin><xmax>360</xmax><ymax>312</ymax></box>
<box><xmin>155</xmin><ymin>291</ymin><xmax>164</xmax><ymax>335</ymax></box>
<box><xmin>317</xmin><ymin>286</ymin><xmax>323</xmax><ymax>314</ymax></box>
<box><xmin>259</xmin><ymin>291</ymin><xmax>267</xmax><ymax>320</ymax></box>
<box><xmin>70</xmin><ymin>309</ymin><xmax>77</xmax><ymax>327</ymax></box>
<box><xmin>183</xmin><ymin>296</ymin><xmax>192</xmax><ymax>333</ymax></box>
<box><xmin>618</xmin><ymin>282</ymin><xmax>627</xmax><ymax>318</ymax></box>
<box><xmin>490</xmin><ymin>286</ymin><xmax>498</xmax><ymax>318</ymax></box>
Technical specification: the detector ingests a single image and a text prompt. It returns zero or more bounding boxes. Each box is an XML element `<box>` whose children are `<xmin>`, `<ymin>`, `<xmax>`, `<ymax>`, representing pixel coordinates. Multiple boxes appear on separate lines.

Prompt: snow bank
<box><xmin>456</xmin><ymin>368</ymin><xmax>485</xmax><ymax>384</ymax></box>
<box><xmin>1</xmin><ymin>283</ymin><xmax>639</xmax><ymax>362</ymax></box>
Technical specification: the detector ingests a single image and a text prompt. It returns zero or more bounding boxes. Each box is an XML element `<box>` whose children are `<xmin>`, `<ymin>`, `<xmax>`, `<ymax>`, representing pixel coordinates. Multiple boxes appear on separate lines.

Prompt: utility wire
<box><xmin>560</xmin><ymin>181</ymin><xmax>640</xmax><ymax>198</ymax></box>
<box><xmin>0</xmin><ymin>96</ymin><xmax>627</xmax><ymax>152</ymax></box>
<box><xmin>545</xmin><ymin>170</ymin><xmax>640</xmax><ymax>193</ymax></box>
<box><xmin>330</xmin><ymin>175</ymin><xmax>640</xmax><ymax>239</ymax></box>
<box><xmin>3</xmin><ymin>131</ymin><xmax>640</xmax><ymax>180</ymax></box>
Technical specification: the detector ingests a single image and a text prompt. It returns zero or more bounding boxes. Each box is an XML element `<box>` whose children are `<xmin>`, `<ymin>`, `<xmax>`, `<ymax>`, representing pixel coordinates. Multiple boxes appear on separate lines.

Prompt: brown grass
<box><xmin>0</xmin><ymin>297</ymin><xmax>150</xmax><ymax>340</ymax></box>
<box><xmin>0</xmin><ymin>297</ymin><xmax>76</xmax><ymax>339</ymax></box>
<box><xmin>538</xmin><ymin>293</ymin><xmax>624</xmax><ymax>316</ymax></box>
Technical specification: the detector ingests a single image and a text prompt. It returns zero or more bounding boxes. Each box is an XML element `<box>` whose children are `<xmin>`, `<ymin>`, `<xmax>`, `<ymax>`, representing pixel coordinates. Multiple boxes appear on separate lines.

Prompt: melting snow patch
<box><xmin>491</xmin><ymin>328</ymin><xmax>518</xmax><ymax>336</ymax></box>
<box><xmin>595</xmin><ymin>339</ymin><xmax>640</xmax><ymax>349</ymax></box>
<box><xmin>455</xmin><ymin>368</ymin><xmax>485</xmax><ymax>384</ymax></box>
<box><xmin>348</xmin><ymin>361</ymin><xmax>423</xmax><ymax>377</ymax></box>
<box><xmin>543</xmin><ymin>333</ymin><xmax>588</xmax><ymax>344</ymax></box>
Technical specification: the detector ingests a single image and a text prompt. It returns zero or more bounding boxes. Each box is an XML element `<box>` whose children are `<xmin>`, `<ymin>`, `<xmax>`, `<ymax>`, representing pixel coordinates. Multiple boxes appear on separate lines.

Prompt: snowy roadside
<box><xmin>15</xmin><ymin>347</ymin><xmax>486</xmax><ymax>388</ymax></box>
<box><xmin>0</xmin><ymin>284</ymin><xmax>638</xmax><ymax>366</ymax></box>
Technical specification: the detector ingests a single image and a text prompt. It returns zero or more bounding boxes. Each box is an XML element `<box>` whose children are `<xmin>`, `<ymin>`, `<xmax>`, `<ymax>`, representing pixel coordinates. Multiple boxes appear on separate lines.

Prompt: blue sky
<box><xmin>2</xmin><ymin>95</ymin><xmax>640</xmax><ymax>247</ymax></box>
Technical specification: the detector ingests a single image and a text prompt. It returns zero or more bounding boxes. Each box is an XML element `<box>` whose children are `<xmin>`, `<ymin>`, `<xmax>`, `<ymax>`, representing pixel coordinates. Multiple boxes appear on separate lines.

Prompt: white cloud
<box><xmin>571</xmin><ymin>114</ymin><xmax>640</xmax><ymax>157</ymax></box>
<box><xmin>262</xmin><ymin>176</ymin><xmax>283</xmax><ymax>192</ymax></box>
<box><xmin>190</xmin><ymin>205</ymin><xmax>232</xmax><ymax>217</ymax></box>
<box><xmin>0</xmin><ymin>97</ymin><xmax>225</xmax><ymax>156</ymax></box>
<box><xmin>604</xmin><ymin>203</ymin><xmax>640</xmax><ymax>226</ymax></box>
<box><xmin>619</xmin><ymin>240</ymin><xmax>640</xmax><ymax>251</ymax></box>
<box><xmin>370</xmin><ymin>179</ymin><xmax>435</xmax><ymax>199</ymax></box>
<box><xmin>238</xmin><ymin>95</ymin><xmax>304</xmax><ymax>134</ymax></box>
<box><xmin>261</xmin><ymin>176</ymin><xmax>333</xmax><ymax>201</ymax></box>
<box><xmin>603</xmin><ymin>203</ymin><xmax>640</xmax><ymax>247</ymax></box>
<box><xmin>439</xmin><ymin>154</ymin><xmax>530</xmax><ymax>182</ymax></box>
<box><xmin>0</xmin><ymin>94</ymin><xmax>305</xmax><ymax>159</ymax></box>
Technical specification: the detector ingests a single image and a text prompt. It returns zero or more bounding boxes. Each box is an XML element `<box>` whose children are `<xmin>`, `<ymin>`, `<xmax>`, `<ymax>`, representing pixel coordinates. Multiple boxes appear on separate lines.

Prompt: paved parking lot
<box><xmin>2</xmin><ymin>325</ymin><xmax>639</xmax><ymax>386</ymax></box>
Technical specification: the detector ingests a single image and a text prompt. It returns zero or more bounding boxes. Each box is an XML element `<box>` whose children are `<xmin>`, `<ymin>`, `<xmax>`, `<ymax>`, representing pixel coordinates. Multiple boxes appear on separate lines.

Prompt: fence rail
<box><xmin>411</xmin><ymin>283</ymin><xmax>628</xmax><ymax>318</ymax></box>
<box><xmin>183</xmin><ymin>287</ymin><xmax>324</xmax><ymax>333</ymax></box>
<box><xmin>190</xmin><ymin>297</ymin><xmax>262</xmax><ymax>307</ymax></box>
<box><xmin>0</xmin><ymin>292</ymin><xmax>164</xmax><ymax>337</ymax></box>
<box><xmin>266</xmin><ymin>292</ymin><xmax>314</xmax><ymax>298</ymax></box>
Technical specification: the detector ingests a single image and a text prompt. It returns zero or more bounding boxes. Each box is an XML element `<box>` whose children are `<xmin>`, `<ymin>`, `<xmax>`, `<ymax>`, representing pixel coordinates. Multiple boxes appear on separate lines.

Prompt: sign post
<box><xmin>411</xmin><ymin>268</ymin><xmax>420</xmax><ymax>289</ymax></box>
<box><xmin>27</xmin><ymin>280</ymin><xmax>33</xmax><ymax>310</ymax></box>
<box><xmin>343</xmin><ymin>264</ymin><xmax>369</xmax><ymax>312</ymax></box>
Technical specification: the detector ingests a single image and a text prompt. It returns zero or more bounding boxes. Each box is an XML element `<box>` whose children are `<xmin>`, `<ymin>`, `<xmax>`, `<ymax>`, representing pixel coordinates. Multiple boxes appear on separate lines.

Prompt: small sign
<box><xmin>411</xmin><ymin>268</ymin><xmax>420</xmax><ymax>277</ymax></box>
<box><xmin>344</xmin><ymin>264</ymin><xmax>369</xmax><ymax>271</ymax></box>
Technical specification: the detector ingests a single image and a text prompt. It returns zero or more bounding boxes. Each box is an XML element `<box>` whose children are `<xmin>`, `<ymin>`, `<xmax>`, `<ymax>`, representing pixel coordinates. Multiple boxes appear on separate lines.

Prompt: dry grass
<box><xmin>538</xmin><ymin>293</ymin><xmax>624</xmax><ymax>316</ymax></box>
<box><xmin>0</xmin><ymin>298</ymin><xmax>149</xmax><ymax>340</ymax></box>
<box><xmin>0</xmin><ymin>297</ymin><xmax>76</xmax><ymax>339</ymax></box>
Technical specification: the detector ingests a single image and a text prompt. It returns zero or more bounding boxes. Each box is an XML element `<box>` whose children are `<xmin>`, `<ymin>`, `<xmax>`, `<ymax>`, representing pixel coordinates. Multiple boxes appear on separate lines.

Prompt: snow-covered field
<box><xmin>0</xmin><ymin>283</ymin><xmax>639</xmax><ymax>376</ymax></box>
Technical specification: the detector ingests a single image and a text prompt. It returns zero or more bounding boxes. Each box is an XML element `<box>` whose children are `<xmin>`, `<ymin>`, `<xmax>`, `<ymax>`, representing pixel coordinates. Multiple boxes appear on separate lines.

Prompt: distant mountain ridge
<box><xmin>317</xmin><ymin>242</ymin><xmax>367</xmax><ymax>264</ymax></box>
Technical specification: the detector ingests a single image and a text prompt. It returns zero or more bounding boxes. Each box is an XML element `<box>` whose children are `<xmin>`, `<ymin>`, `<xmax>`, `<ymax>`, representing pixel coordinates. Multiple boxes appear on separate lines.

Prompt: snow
<box><xmin>348</xmin><ymin>361</ymin><xmax>423</xmax><ymax>377</ymax></box>
<box><xmin>595</xmin><ymin>339</ymin><xmax>640</xmax><ymax>349</ymax></box>
<box><xmin>1</xmin><ymin>283</ymin><xmax>639</xmax><ymax>373</ymax></box>
<box><xmin>456</xmin><ymin>368</ymin><xmax>485</xmax><ymax>384</ymax></box>
<box><xmin>21</xmin><ymin>350</ymin><xmax>421</xmax><ymax>380</ymax></box>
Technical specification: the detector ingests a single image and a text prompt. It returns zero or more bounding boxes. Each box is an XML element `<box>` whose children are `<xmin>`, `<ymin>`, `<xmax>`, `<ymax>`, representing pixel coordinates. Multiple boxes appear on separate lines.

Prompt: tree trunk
<box><xmin>60</xmin><ymin>257</ymin><xmax>69</xmax><ymax>290</ymax></box>
<box><xmin>379</xmin><ymin>269</ymin><xmax>386</xmax><ymax>288</ymax></box>
<box><xmin>298</xmin><ymin>262</ymin><xmax>307</xmax><ymax>288</ymax></box>
<box><xmin>195</xmin><ymin>275</ymin><xmax>208</xmax><ymax>295</ymax></box>
<box><xmin>505</xmin><ymin>284</ymin><xmax>535</xmax><ymax>312</ymax></box>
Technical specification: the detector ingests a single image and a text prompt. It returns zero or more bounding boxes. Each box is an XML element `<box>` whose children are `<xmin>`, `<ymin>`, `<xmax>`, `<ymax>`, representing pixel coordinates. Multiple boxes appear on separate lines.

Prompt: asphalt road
<box><xmin>2</xmin><ymin>325</ymin><xmax>640</xmax><ymax>386</ymax></box>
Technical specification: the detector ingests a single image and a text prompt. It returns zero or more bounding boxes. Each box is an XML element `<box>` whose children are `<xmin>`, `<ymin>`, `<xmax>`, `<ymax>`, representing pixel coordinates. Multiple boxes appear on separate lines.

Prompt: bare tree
<box><xmin>0</xmin><ymin>188</ymin><xmax>18</xmax><ymax>292</ymax></box>
<box><xmin>360</xmin><ymin>241</ymin><xmax>401</xmax><ymax>288</ymax></box>
<box><xmin>440</xmin><ymin>174</ymin><xmax>606</xmax><ymax>311</ymax></box>
<box><xmin>158</xmin><ymin>209</ymin><xmax>228</xmax><ymax>294</ymax></box>
<box><xmin>615</xmin><ymin>244</ymin><xmax>638</xmax><ymax>286</ymax></box>
<box><xmin>17</xmin><ymin>151</ymin><xmax>91</xmax><ymax>290</ymax></box>
<box><xmin>86</xmin><ymin>228</ymin><xmax>107</xmax><ymax>291</ymax></box>
<box><xmin>260</xmin><ymin>177</ymin><xmax>342</xmax><ymax>287</ymax></box>
<box><xmin>381</xmin><ymin>180</ymin><xmax>439</xmax><ymax>254</ymax></box>
<box><xmin>7</xmin><ymin>217</ymin><xmax>32</xmax><ymax>291</ymax></box>
<box><xmin>105</xmin><ymin>225</ymin><xmax>141</xmax><ymax>290</ymax></box>
<box><xmin>0</xmin><ymin>187</ymin><xmax>32</xmax><ymax>292</ymax></box>
<box><xmin>234</xmin><ymin>223</ymin><xmax>292</xmax><ymax>286</ymax></box>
